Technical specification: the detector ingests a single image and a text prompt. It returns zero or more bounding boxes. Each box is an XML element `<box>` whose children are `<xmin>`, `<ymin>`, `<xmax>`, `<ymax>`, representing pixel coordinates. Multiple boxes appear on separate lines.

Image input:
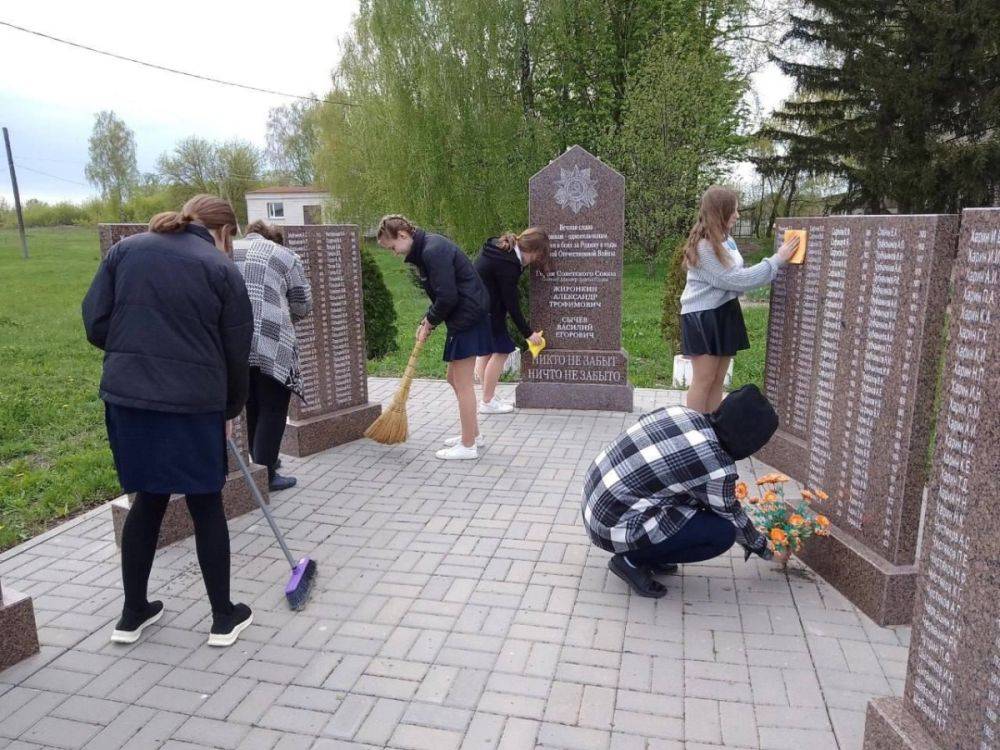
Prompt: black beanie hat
<box><xmin>707</xmin><ymin>384</ymin><xmax>779</xmax><ymax>460</ymax></box>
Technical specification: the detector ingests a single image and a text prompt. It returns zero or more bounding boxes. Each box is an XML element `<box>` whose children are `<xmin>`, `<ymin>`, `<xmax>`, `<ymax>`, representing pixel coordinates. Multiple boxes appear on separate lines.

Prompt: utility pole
<box><xmin>3</xmin><ymin>127</ymin><xmax>29</xmax><ymax>259</ymax></box>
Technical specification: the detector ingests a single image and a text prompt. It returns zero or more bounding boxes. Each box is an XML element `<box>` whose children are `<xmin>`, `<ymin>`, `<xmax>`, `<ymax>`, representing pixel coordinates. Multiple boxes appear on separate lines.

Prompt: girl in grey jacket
<box><xmin>679</xmin><ymin>187</ymin><xmax>799</xmax><ymax>412</ymax></box>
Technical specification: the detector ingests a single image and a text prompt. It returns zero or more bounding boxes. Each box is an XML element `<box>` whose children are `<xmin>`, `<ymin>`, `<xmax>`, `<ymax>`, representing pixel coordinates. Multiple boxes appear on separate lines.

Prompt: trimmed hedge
<box><xmin>361</xmin><ymin>245</ymin><xmax>399</xmax><ymax>359</ymax></box>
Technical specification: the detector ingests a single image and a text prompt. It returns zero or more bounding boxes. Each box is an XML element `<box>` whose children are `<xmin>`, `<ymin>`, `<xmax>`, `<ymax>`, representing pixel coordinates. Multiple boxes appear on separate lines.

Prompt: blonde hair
<box><xmin>150</xmin><ymin>194</ymin><xmax>238</xmax><ymax>241</ymax></box>
<box><xmin>497</xmin><ymin>227</ymin><xmax>553</xmax><ymax>276</ymax></box>
<box><xmin>377</xmin><ymin>214</ymin><xmax>417</xmax><ymax>241</ymax></box>
<box><xmin>683</xmin><ymin>186</ymin><xmax>738</xmax><ymax>268</ymax></box>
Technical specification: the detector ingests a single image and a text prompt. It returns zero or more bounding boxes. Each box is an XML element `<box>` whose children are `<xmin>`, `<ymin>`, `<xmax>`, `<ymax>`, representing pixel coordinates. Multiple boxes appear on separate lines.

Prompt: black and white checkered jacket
<box><xmin>232</xmin><ymin>234</ymin><xmax>312</xmax><ymax>398</ymax></box>
<box><xmin>582</xmin><ymin>405</ymin><xmax>768</xmax><ymax>556</ymax></box>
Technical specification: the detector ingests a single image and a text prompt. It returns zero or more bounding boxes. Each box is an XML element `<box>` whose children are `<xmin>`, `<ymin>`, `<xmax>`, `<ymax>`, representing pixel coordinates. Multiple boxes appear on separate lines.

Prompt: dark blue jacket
<box><xmin>82</xmin><ymin>224</ymin><xmax>253</xmax><ymax>419</ymax></box>
<box><xmin>405</xmin><ymin>229</ymin><xmax>489</xmax><ymax>332</ymax></box>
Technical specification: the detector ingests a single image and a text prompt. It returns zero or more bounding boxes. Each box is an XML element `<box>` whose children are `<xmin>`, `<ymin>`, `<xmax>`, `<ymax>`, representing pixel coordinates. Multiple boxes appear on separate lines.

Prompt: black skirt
<box><xmin>442</xmin><ymin>315</ymin><xmax>494</xmax><ymax>362</ymax></box>
<box><xmin>105</xmin><ymin>403</ymin><xmax>226</xmax><ymax>495</ymax></box>
<box><xmin>681</xmin><ymin>297</ymin><xmax>750</xmax><ymax>356</ymax></box>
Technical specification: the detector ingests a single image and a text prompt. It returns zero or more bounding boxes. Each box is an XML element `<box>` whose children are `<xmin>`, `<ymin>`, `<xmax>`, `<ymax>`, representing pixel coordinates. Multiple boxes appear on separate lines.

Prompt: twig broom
<box><xmin>365</xmin><ymin>337</ymin><xmax>425</xmax><ymax>444</ymax></box>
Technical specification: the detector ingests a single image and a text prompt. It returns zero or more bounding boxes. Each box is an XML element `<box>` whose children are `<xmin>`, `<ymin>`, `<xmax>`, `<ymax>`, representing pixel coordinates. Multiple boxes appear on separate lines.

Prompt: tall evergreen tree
<box><xmin>766</xmin><ymin>0</ymin><xmax>1000</xmax><ymax>212</ymax></box>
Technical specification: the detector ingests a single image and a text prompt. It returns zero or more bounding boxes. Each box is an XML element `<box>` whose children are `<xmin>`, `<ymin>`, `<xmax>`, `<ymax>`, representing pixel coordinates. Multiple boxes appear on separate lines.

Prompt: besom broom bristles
<box><xmin>365</xmin><ymin>336</ymin><xmax>426</xmax><ymax>444</ymax></box>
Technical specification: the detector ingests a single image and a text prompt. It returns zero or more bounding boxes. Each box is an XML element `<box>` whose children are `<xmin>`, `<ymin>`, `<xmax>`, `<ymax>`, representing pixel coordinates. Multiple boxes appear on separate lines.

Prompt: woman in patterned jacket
<box><xmin>233</xmin><ymin>221</ymin><xmax>312</xmax><ymax>491</ymax></box>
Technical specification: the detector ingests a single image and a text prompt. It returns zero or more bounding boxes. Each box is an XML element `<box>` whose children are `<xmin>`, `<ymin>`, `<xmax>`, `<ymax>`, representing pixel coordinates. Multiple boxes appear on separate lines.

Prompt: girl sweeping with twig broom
<box><xmin>366</xmin><ymin>215</ymin><xmax>492</xmax><ymax>459</ymax></box>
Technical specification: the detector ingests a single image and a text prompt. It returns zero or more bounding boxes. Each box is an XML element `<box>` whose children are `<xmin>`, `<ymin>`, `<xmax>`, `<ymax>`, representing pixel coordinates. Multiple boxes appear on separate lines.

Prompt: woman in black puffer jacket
<box><xmin>83</xmin><ymin>194</ymin><xmax>255</xmax><ymax>648</ymax></box>
<box><xmin>377</xmin><ymin>214</ymin><xmax>491</xmax><ymax>460</ymax></box>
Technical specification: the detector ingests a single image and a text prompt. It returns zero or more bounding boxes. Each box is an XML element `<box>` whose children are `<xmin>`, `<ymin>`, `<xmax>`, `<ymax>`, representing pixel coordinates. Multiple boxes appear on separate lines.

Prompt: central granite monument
<box><xmin>280</xmin><ymin>224</ymin><xmax>380</xmax><ymax>456</ymax></box>
<box><xmin>863</xmin><ymin>207</ymin><xmax>999</xmax><ymax>750</ymax></box>
<box><xmin>98</xmin><ymin>224</ymin><xmax>270</xmax><ymax>549</ymax></box>
<box><xmin>758</xmin><ymin>214</ymin><xmax>959</xmax><ymax>625</ymax></box>
<box><xmin>515</xmin><ymin>145</ymin><xmax>634</xmax><ymax>412</ymax></box>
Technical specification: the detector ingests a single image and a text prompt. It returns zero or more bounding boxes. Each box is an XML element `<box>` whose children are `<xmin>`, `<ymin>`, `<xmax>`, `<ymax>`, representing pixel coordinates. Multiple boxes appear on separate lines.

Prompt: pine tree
<box><xmin>765</xmin><ymin>0</ymin><xmax>1000</xmax><ymax>213</ymax></box>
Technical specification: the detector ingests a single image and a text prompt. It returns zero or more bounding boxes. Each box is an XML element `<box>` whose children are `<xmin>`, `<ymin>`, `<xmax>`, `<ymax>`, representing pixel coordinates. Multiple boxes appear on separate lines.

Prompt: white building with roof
<box><xmin>245</xmin><ymin>187</ymin><xmax>330</xmax><ymax>226</ymax></box>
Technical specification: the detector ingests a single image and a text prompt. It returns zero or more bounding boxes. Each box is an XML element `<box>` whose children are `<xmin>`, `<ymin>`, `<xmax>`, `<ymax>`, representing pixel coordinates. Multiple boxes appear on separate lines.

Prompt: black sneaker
<box><xmin>268</xmin><ymin>474</ymin><xmax>297</xmax><ymax>492</ymax></box>
<box><xmin>208</xmin><ymin>603</ymin><xmax>253</xmax><ymax>647</ymax></box>
<box><xmin>608</xmin><ymin>555</ymin><xmax>668</xmax><ymax>598</ymax></box>
<box><xmin>110</xmin><ymin>600</ymin><xmax>164</xmax><ymax>644</ymax></box>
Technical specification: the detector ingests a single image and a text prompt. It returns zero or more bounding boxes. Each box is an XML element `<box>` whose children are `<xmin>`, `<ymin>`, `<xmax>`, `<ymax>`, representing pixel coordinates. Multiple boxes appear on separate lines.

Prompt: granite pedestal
<box><xmin>862</xmin><ymin>208</ymin><xmax>1000</xmax><ymax>749</ymax></box>
<box><xmin>0</xmin><ymin>579</ymin><xmax>40</xmax><ymax>672</ymax></box>
<box><xmin>277</xmin><ymin>225</ymin><xmax>381</xmax><ymax>456</ymax></box>
<box><xmin>758</xmin><ymin>214</ymin><xmax>959</xmax><ymax>625</ymax></box>
<box><xmin>515</xmin><ymin>145</ymin><xmax>634</xmax><ymax>412</ymax></box>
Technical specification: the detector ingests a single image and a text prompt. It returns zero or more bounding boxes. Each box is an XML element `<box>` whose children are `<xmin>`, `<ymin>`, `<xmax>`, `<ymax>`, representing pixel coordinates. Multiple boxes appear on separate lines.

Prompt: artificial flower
<box><xmin>735</xmin><ymin>481</ymin><xmax>748</xmax><ymax>500</ymax></box>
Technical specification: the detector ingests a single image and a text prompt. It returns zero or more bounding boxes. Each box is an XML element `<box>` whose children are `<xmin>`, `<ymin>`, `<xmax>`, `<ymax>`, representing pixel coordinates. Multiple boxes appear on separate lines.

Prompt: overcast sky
<box><xmin>1</xmin><ymin>3</ymin><xmax>793</xmax><ymax>204</ymax></box>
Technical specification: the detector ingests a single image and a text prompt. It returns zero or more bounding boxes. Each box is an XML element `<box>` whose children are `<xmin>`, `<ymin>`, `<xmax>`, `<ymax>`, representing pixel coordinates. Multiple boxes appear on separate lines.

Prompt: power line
<box><xmin>13</xmin><ymin>163</ymin><xmax>89</xmax><ymax>187</ymax></box>
<box><xmin>0</xmin><ymin>20</ymin><xmax>356</xmax><ymax>108</ymax></box>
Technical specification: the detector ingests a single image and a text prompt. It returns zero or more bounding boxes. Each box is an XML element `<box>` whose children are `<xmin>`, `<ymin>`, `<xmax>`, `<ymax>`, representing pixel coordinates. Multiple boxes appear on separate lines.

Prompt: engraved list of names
<box><xmin>902</xmin><ymin>208</ymin><xmax>999</xmax><ymax>750</ymax></box>
<box><xmin>284</xmin><ymin>225</ymin><xmax>368</xmax><ymax>422</ymax></box>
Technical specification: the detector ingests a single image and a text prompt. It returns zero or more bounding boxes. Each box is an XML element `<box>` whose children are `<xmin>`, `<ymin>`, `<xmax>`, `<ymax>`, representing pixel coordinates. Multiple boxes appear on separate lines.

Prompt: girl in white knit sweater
<box><xmin>679</xmin><ymin>187</ymin><xmax>799</xmax><ymax>412</ymax></box>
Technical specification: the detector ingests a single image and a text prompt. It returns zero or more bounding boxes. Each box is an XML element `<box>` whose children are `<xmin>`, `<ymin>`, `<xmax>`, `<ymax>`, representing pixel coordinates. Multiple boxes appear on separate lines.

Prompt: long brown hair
<box><xmin>497</xmin><ymin>227</ymin><xmax>553</xmax><ymax>276</ymax></box>
<box><xmin>683</xmin><ymin>186</ymin><xmax>738</xmax><ymax>268</ymax></box>
<box><xmin>150</xmin><ymin>195</ymin><xmax>238</xmax><ymax>252</ymax></box>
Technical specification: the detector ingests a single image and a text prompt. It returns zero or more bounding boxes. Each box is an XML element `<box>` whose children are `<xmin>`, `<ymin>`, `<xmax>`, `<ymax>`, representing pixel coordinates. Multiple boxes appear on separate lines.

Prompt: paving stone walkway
<box><xmin>0</xmin><ymin>378</ymin><xmax>909</xmax><ymax>750</ymax></box>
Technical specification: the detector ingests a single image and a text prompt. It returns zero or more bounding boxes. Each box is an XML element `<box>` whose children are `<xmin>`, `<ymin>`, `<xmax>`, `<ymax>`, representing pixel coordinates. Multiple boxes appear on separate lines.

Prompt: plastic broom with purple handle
<box><xmin>228</xmin><ymin>438</ymin><xmax>316</xmax><ymax>610</ymax></box>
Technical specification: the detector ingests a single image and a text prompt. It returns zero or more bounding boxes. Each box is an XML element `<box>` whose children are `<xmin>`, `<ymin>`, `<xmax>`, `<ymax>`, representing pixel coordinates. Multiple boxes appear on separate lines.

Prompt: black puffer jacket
<box><xmin>474</xmin><ymin>238</ymin><xmax>531</xmax><ymax>338</ymax></box>
<box><xmin>405</xmin><ymin>229</ymin><xmax>490</xmax><ymax>332</ymax></box>
<box><xmin>82</xmin><ymin>224</ymin><xmax>253</xmax><ymax>419</ymax></box>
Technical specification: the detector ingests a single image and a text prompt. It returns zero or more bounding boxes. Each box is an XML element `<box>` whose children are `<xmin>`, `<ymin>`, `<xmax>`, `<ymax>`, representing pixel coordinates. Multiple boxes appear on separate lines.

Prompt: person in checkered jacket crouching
<box><xmin>582</xmin><ymin>384</ymin><xmax>781</xmax><ymax>598</ymax></box>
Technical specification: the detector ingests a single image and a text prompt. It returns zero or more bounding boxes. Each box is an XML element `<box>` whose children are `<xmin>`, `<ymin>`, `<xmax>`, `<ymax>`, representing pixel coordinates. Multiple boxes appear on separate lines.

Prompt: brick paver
<box><xmin>0</xmin><ymin>378</ymin><xmax>909</xmax><ymax>749</ymax></box>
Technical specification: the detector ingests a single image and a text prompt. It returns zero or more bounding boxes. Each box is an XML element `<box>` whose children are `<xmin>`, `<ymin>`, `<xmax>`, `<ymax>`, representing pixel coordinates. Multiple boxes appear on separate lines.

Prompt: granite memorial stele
<box><xmin>515</xmin><ymin>145</ymin><xmax>634</xmax><ymax>412</ymax></box>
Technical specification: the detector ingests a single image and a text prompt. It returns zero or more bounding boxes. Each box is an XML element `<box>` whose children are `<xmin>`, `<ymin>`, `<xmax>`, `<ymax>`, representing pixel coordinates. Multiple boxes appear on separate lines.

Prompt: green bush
<box><xmin>361</xmin><ymin>245</ymin><xmax>399</xmax><ymax>359</ymax></box>
<box><xmin>660</xmin><ymin>239</ymin><xmax>687</xmax><ymax>352</ymax></box>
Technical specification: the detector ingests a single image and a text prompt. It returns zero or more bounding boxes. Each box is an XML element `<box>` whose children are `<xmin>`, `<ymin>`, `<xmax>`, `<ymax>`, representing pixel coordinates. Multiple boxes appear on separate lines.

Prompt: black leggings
<box><xmin>246</xmin><ymin>367</ymin><xmax>292</xmax><ymax>477</ymax></box>
<box><xmin>121</xmin><ymin>491</ymin><xmax>232</xmax><ymax>616</ymax></box>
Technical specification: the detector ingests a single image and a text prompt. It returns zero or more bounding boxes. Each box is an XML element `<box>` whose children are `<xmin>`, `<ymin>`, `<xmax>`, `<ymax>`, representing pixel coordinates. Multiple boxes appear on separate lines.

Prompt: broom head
<box><xmin>365</xmin><ymin>396</ymin><xmax>410</xmax><ymax>444</ymax></box>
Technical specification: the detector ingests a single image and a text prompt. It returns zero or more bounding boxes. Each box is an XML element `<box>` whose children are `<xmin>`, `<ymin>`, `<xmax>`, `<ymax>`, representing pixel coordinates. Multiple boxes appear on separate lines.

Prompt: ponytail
<box><xmin>499</xmin><ymin>227</ymin><xmax>553</xmax><ymax>276</ymax></box>
<box><xmin>496</xmin><ymin>232</ymin><xmax>519</xmax><ymax>251</ymax></box>
<box><xmin>149</xmin><ymin>210</ymin><xmax>192</xmax><ymax>233</ymax></box>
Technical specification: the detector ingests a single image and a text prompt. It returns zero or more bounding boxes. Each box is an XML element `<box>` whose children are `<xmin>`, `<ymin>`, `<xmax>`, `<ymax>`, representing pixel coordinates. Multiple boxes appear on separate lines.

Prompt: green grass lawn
<box><xmin>0</xmin><ymin>226</ymin><xmax>768</xmax><ymax>551</ymax></box>
<box><xmin>1</xmin><ymin>227</ymin><xmax>117</xmax><ymax>550</ymax></box>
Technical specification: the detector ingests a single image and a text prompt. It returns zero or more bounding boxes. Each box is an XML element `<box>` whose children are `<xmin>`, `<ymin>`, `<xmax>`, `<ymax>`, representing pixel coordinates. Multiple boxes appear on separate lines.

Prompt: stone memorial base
<box><xmin>863</xmin><ymin>697</ymin><xmax>941</xmax><ymax>750</ymax></box>
<box><xmin>282</xmin><ymin>402</ymin><xmax>381</xmax><ymax>457</ymax></box>
<box><xmin>111</xmin><ymin>462</ymin><xmax>269</xmax><ymax>549</ymax></box>
<box><xmin>0</xmin><ymin>583</ymin><xmax>40</xmax><ymax>671</ymax></box>
<box><xmin>515</xmin><ymin>382</ymin><xmax>634</xmax><ymax>412</ymax></box>
<box><xmin>791</xmin><ymin>508</ymin><xmax>917</xmax><ymax>626</ymax></box>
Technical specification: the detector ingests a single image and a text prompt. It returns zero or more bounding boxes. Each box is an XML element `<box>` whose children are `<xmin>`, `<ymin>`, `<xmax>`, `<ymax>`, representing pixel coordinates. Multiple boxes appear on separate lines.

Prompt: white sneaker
<box><xmin>479</xmin><ymin>399</ymin><xmax>514</xmax><ymax>414</ymax></box>
<box><xmin>444</xmin><ymin>435</ymin><xmax>485</xmax><ymax>447</ymax></box>
<box><xmin>435</xmin><ymin>444</ymin><xmax>479</xmax><ymax>460</ymax></box>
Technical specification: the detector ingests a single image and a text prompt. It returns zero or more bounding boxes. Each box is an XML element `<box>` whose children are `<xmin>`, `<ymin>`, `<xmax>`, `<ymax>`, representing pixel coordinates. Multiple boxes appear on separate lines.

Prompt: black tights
<box><xmin>121</xmin><ymin>491</ymin><xmax>232</xmax><ymax>615</ymax></box>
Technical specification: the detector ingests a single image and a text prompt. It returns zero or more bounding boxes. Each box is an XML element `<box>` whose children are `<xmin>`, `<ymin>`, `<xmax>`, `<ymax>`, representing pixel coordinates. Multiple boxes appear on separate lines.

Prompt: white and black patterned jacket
<box><xmin>232</xmin><ymin>234</ymin><xmax>312</xmax><ymax>398</ymax></box>
<box><xmin>582</xmin><ymin>405</ymin><xmax>769</xmax><ymax>557</ymax></box>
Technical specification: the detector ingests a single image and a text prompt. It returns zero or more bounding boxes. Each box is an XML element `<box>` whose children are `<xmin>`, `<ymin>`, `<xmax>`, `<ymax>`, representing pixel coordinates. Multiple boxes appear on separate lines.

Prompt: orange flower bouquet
<box><xmin>735</xmin><ymin>474</ymin><xmax>830</xmax><ymax>568</ymax></box>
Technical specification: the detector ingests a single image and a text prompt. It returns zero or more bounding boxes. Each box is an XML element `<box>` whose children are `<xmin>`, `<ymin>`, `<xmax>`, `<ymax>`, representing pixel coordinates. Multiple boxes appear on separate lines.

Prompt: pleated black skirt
<box><xmin>681</xmin><ymin>297</ymin><xmax>750</xmax><ymax>356</ymax></box>
<box><xmin>105</xmin><ymin>403</ymin><xmax>226</xmax><ymax>495</ymax></box>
